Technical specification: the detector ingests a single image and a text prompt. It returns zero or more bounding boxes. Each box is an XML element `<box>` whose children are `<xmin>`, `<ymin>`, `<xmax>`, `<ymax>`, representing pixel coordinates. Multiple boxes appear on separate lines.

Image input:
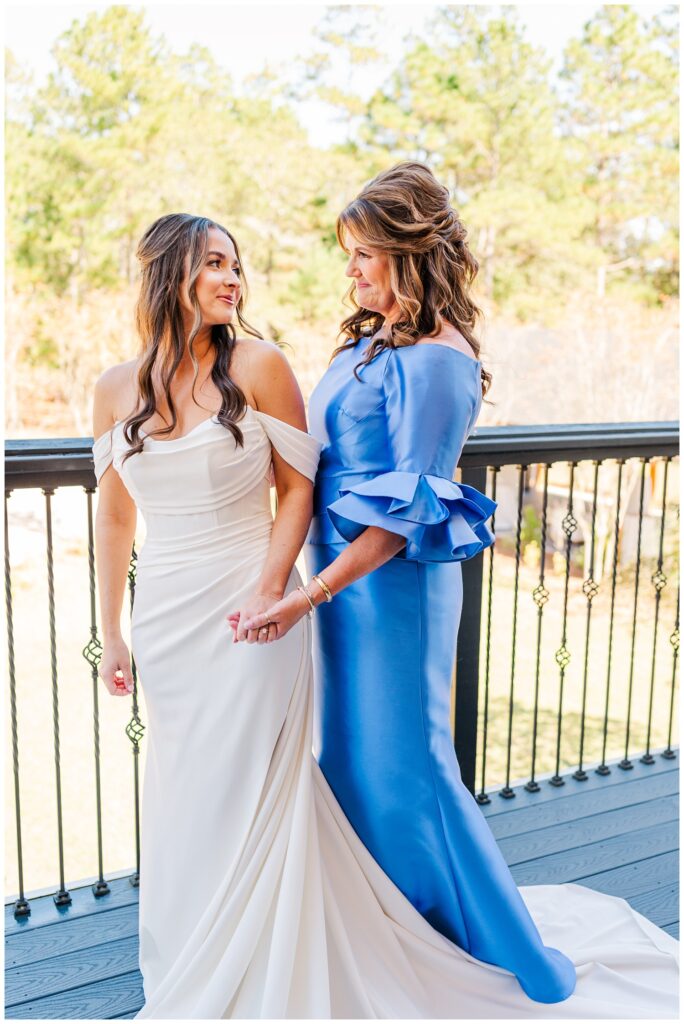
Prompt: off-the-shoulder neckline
<box><xmin>401</xmin><ymin>343</ymin><xmax>481</xmax><ymax>366</ymax></box>
<box><xmin>96</xmin><ymin>404</ymin><xmax>310</xmax><ymax>447</ymax></box>
<box><xmin>353</xmin><ymin>336</ymin><xmax>481</xmax><ymax>367</ymax></box>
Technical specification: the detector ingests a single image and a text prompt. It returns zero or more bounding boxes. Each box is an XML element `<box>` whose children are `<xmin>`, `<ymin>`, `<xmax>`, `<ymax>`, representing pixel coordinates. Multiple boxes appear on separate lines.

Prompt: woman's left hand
<box><xmin>228</xmin><ymin>589</ymin><xmax>312</xmax><ymax>644</ymax></box>
<box><xmin>226</xmin><ymin>592</ymin><xmax>282</xmax><ymax>645</ymax></box>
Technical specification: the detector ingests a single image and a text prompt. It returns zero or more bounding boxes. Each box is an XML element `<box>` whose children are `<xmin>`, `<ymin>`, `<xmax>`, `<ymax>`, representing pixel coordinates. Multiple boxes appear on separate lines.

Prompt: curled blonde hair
<box><xmin>335</xmin><ymin>162</ymin><xmax>491</xmax><ymax>396</ymax></box>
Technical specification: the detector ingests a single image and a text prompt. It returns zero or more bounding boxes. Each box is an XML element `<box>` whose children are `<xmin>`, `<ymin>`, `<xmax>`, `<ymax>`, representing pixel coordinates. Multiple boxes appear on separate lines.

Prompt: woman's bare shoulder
<box><xmin>233</xmin><ymin>335</ymin><xmax>291</xmax><ymax>367</ymax></box>
<box><xmin>96</xmin><ymin>358</ymin><xmax>139</xmax><ymax>389</ymax></box>
<box><xmin>94</xmin><ymin>359</ymin><xmax>140</xmax><ymax>427</ymax></box>
<box><xmin>233</xmin><ymin>337</ymin><xmax>305</xmax><ymax>426</ymax></box>
<box><xmin>416</xmin><ymin>325</ymin><xmax>478</xmax><ymax>360</ymax></box>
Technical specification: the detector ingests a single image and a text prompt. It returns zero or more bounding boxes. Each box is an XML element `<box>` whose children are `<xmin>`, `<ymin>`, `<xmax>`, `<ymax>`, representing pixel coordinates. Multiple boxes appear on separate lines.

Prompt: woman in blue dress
<box><xmin>241</xmin><ymin>162</ymin><xmax>576</xmax><ymax>1003</ymax></box>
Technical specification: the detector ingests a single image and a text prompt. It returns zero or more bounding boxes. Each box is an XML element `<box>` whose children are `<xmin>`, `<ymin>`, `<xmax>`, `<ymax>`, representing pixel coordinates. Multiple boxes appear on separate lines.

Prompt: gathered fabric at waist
<box><xmin>138</xmin><ymin>508</ymin><xmax>273</xmax><ymax>569</ymax></box>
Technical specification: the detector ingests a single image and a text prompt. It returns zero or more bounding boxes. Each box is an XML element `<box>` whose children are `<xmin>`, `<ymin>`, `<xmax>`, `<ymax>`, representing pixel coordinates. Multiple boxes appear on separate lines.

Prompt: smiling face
<box><xmin>179</xmin><ymin>225</ymin><xmax>242</xmax><ymax>329</ymax></box>
<box><xmin>342</xmin><ymin>228</ymin><xmax>399</xmax><ymax>321</ymax></box>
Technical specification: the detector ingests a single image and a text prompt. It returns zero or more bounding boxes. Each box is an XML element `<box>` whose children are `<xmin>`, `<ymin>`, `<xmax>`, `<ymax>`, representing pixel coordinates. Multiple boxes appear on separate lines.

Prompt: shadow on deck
<box><xmin>5</xmin><ymin>755</ymin><xmax>679</xmax><ymax>1019</ymax></box>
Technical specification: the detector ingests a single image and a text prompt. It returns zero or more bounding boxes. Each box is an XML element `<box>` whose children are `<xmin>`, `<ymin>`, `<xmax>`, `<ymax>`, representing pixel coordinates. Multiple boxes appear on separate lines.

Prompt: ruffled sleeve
<box><xmin>92</xmin><ymin>429</ymin><xmax>114</xmax><ymax>484</ymax></box>
<box><xmin>252</xmin><ymin>409</ymin><xmax>322</xmax><ymax>483</ymax></box>
<box><xmin>326</xmin><ymin>346</ymin><xmax>496</xmax><ymax>563</ymax></box>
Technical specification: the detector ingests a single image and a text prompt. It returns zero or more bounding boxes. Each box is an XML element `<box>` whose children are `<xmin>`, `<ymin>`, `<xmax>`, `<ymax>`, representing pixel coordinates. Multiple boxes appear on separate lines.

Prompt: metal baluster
<box><xmin>6</xmin><ymin>491</ymin><xmax>30</xmax><ymax>917</ymax></box>
<box><xmin>574</xmin><ymin>462</ymin><xmax>601</xmax><ymax>780</ymax></box>
<box><xmin>550</xmin><ymin>463</ymin><xmax>577</xmax><ymax>787</ymax></box>
<box><xmin>44</xmin><ymin>488</ymin><xmax>71</xmax><ymax>906</ymax></box>
<box><xmin>620</xmin><ymin>459</ymin><xmax>648</xmax><ymax>770</ymax></box>
<box><xmin>476</xmin><ymin>466</ymin><xmax>498</xmax><ymax>805</ymax></box>
<box><xmin>126</xmin><ymin>544</ymin><xmax>144</xmax><ymax>887</ymax></box>
<box><xmin>455</xmin><ymin>463</ymin><xmax>487</xmax><ymax>796</ymax></box>
<box><xmin>596</xmin><ymin>460</ymin><xmax>625</xmax><ymax>775</ymax></box>
<box><xmin>662</xmin><ymin>584</ymin><xmax>679</xmax><ymax>760</ymax></box>
<box><xmin>81</xmin><ymin>487</ymin><xmax>110</xmax><ymax>897</ymax></box>
<box><xmin>500</xmin><ymin>465</ymin><xmax>526</xmax><ymax>799</ymax></box>
<box><xmin>641</xmin><ymin>458</ymin><xmax>671</xmax><ymax>765</ymax></box>
<box><xmin>526</xmin><ymin>464</ymin><xmax>550</xmax><ymax>792</ymax></box>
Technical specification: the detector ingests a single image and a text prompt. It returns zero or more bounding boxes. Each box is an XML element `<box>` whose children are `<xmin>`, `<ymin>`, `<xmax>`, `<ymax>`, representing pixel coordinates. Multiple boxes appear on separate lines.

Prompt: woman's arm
<box><xmin>93</xmin><ymin>369</ymin><xmax>137</xmax><ymax>695</ymax></box>
<box><xmin>306</xmin><ymin>526</ymin><xmax>406</xmax><ymax>598</ymax></box>
<box><xmin>241</xmin><ymin>345</ymin><xmax>489</xmax><ymax>641</ymax></box>
<box><xmin>239</xmin><ymin>525</ymin><xmax>405</xmax><ymax>641</ymax></box>
<box><xmin>229</xmin><ymin>344</ymin><xmax>317</xmax><ymax>644</ymax></box>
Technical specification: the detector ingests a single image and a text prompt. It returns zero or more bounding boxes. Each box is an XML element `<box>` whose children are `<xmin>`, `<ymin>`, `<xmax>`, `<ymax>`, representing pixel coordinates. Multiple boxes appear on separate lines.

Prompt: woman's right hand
<box><xmin>98</xmin><ymin>637</ymin><xmax>135</xmax><ymax>696</ymax></box>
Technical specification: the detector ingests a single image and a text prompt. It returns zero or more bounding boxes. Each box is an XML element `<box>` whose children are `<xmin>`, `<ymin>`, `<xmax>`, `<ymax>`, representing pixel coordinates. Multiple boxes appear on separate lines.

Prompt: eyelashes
<box><xmin>208</xmin><ymin>259</ymin><xmax>241</xmax><ymax>276</ymax></box>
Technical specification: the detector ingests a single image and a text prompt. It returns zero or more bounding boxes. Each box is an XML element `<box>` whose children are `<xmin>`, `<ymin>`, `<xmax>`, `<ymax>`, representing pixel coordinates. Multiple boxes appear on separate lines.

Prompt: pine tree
<box><xmin>560</xmin><ymin>4</ymin><xmax>678</xmax><ymax>301</ymax></box>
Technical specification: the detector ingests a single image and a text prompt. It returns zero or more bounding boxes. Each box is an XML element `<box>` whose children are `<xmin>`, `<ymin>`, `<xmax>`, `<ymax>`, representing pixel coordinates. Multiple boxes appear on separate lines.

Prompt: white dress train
<box><xmin>93</xmin><ymin>405</ymin><xmax>679</xmax><ymax>1019</ymax></box>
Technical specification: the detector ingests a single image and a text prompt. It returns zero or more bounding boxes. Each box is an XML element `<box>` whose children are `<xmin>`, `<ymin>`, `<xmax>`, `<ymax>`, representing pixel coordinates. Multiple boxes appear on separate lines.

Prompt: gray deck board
<box><xmin>6</xmin><ymin>905</ymin><xmax>139</xmax><ymax>970</ymax></box>
<box><xmin>573</xmin><ymin>849</ymin><xmax>678</xmax><ymax>898</ymax></box>
<box><xmin>484</xmin><ymin>769</ymin><xmax>678</xmax><ymax>839</ymax></box>
<box><xmin>6</xmin><ymin>935</ymin><xmax>139</xmax><ymax>1005</ymax></box>
<box><xmin>629</xmin><ymin>884</ymin><xmax>679</xmax><ymax>928</ymax></box>
<box><xmin>509</xmin><ymin>819</ymin><xmax>678</xmax><ymax>884</ymax></box>
<box><xmin>5</xmin><ymin>970</ymin><xmax>144</xmax><ymax>1020</ymax></box>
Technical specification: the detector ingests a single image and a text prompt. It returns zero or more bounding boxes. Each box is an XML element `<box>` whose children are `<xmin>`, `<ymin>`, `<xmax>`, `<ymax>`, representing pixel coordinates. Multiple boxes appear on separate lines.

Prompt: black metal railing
<box><xmin>4</xmin><ymin>422</ymin><xmax>680</xmax><ymax>917</ymax></box>
<box><xmin>5</xmin><ymin>441</ymin><xmax>143</xmax><ymax>919</ymax></box>
<box><xmin>457</xmin><ymin>422</ymin><xmax>679</xmax><ymax>799</ymax></box>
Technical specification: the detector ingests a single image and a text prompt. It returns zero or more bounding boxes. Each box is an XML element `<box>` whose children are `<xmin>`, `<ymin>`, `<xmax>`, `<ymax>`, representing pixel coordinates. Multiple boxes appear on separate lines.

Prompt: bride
<box><xmin>93</xmin><ymin>212</ymin><xmax>678</xmax><ymax>1019</ymax></box>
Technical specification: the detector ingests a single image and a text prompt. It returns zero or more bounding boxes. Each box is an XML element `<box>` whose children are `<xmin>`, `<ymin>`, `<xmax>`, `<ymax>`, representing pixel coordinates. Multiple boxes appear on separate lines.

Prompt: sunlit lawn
<box><xmin>473</xmin><ymin>552</ymin><xmax>678</xmax><ymax>789</ymax></box>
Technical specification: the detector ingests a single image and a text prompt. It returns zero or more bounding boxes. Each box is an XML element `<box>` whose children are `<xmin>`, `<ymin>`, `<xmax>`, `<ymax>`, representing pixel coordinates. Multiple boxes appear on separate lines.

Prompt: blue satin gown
<box><xmin>305</xmin><ymin>338</ymin><xmax>576</xmax><ymax>1004</ymax></box>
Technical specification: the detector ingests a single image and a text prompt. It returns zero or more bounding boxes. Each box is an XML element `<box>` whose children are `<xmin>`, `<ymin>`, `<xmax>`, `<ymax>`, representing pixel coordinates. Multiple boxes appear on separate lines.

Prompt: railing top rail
<box><xmin>462</xmin><ymin>421</ymin><xmax>679</xmax><ymax>467</ymax></box>
<box><xmin>4</xmin><ymin>421</ymin><xmax>679</xmax><ymax>489</ymax></box>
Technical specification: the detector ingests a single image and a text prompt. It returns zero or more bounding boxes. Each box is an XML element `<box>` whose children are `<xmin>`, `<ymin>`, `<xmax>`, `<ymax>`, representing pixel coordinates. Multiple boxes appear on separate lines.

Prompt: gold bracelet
<box><xmin>311</xmin><ymin>574</ymin><xmax>333</xmax><ymax>603</ymax></box>
<box><xmin>296</xmin><ymin>585</ymin><xmax>315</xmax><ymax>617</ymax></box>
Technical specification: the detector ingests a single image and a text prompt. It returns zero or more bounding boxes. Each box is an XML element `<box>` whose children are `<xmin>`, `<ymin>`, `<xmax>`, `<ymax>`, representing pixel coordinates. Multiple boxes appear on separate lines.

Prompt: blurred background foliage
<box><xmin>5</xmin><ymin>3</ymin><xmax>679</xmax><ymax>434</ymax></box>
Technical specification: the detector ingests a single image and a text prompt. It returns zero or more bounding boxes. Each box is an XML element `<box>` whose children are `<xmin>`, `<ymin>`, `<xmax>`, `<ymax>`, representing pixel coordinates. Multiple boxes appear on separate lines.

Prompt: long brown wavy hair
<box><xmin>334</xmin><ymin>162</ymin><xmax>491</xmax><ymax>396</ymax></box>
<box><xmin>122</xmin><ymin>214</ymin><xmax>262</xmax><ymax>459</ymax></box>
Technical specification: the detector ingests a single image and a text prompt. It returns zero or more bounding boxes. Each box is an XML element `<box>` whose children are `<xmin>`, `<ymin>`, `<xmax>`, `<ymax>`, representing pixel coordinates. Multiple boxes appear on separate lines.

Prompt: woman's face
<box><xmin>343</xmin><ymin>228</ymin><xmax>399</xmax><ymax>321</ymax></box>
<box><xmin>179</xmin><ymin>226</ymin><xmax>242</xmax><ymax>328</ymax></box>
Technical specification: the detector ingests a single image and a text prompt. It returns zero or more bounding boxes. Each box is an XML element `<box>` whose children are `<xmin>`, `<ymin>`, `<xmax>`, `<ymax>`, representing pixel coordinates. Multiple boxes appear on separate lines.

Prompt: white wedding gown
<box><xmin>93</xmin><ymin>406</ymin><xmax>679</xmax><ymax>1019</ymax></box>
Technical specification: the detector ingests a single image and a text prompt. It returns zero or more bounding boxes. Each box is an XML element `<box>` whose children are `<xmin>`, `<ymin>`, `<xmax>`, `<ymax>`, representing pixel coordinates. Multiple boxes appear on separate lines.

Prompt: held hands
<box><xmin>226</xmin><ymin>591</ymin><xmax>281</xmax><ymax>645</ymax></box>
<box><xmin>227</xmin><ymin>589</ymin><xmax>312</xmax><ymax>645</ymax></box>
<box><xmin>99</xmin><ymin>636</ymin><xmax>134</xmax><ymax>696</ymax></box>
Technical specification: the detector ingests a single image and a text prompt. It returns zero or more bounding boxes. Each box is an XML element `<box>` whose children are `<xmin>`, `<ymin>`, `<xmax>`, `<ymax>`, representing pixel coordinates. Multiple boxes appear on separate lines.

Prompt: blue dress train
<box><xmin>305</xmin><ymin>338</ymin><xmax>577</xmax><ymax>1004</ymax></box>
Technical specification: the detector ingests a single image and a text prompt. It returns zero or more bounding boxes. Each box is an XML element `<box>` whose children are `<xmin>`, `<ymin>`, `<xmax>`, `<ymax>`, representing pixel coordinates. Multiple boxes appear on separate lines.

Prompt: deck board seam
<box><xmin>5</xmin><ymin>966</ymin><xmax>143</xmax><ymax>1011</ymax></box>
<box><xmin>503</xmin><ymin>819</ymin><xmax>679</xmax><ymax>870</ymax></box>
<box><xmin>492</xmin><ymin>795</ymin><xmax>679</xmax><ymax>843</ymax></box>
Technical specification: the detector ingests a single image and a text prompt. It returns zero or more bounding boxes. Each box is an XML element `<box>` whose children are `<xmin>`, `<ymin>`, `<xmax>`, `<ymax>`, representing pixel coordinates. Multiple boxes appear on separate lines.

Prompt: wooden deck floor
<box><xmin>5</xmin><ymin>754</ymin><xmax>678</xmax><ymax>1019</ymax></box>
